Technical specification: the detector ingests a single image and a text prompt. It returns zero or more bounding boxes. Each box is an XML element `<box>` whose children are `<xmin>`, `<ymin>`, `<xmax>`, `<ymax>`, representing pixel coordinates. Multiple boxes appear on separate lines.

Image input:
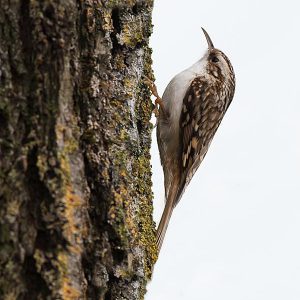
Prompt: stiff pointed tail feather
<box><xmin>156</xmin><ymin>201</ymin><xmax>174</xmax><ymax>252</ymax></box>
<box><xmin>156</xmin><ymin>177</ymin><xmax>180</xmax><ymax>252</ymax></box>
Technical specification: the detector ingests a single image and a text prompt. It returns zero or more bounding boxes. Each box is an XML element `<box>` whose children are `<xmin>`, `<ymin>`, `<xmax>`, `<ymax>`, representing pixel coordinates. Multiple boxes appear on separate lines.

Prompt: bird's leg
<box><xmin>143</xmin><ymin>76</ymin><xmax>165</xmax><ymax>117</ymax></box>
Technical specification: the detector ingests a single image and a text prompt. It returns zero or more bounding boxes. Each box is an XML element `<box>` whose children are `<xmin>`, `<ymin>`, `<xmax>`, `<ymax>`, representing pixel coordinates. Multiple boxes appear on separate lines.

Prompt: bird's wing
<box><xmin>173</xmin><ymin>76</ymin><xmax>224</xmax><ymax>206</ymax></box>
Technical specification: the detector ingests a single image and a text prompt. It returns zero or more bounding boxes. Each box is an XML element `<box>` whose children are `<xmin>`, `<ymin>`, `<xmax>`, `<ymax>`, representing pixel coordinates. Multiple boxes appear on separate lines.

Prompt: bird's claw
<box><xmin>143</xmin><ymin>75</ymin><xmax>160</xmax><ymax>99</ymax></box>
<box><xmin>142</xmin><ymin>75</ymin><xmax>165</xmax><ymax>116</ymax></box>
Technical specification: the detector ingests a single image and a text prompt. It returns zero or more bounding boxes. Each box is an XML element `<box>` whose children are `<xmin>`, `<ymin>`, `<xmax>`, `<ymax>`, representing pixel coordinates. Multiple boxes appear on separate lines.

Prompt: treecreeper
<box><xmin>146</xmin><ymin>28</ymin><xmax>236</xmax><ymax>253</ymax></box>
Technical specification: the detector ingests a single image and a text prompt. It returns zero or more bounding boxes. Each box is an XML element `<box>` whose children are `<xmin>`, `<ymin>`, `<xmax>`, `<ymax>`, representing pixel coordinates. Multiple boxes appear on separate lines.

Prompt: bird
<box><xmin>146</xmin><ymin>28</ymin><xmax>235</xmax><ymax>253</ymax></box>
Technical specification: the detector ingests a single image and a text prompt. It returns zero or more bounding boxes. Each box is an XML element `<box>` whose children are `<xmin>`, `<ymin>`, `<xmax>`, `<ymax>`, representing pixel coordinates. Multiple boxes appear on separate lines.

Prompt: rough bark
<box><xmin>0</xmin><ymin>0</ymin><xmax>156</xmax><ymax>299</ymax></box>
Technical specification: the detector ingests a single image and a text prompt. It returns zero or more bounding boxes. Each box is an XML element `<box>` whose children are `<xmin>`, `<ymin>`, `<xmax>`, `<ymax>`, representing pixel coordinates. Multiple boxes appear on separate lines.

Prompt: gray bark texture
<box><xmin>0</xmin><ymin>0</ymin><xmax>156</xmax><ymax>299</ymax></box>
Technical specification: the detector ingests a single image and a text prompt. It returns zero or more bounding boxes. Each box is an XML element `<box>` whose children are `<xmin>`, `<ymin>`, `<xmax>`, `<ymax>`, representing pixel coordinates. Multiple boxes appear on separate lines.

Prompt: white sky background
<box><xmin>146</xmin><ymin>0</ymin><xmax>300</xmax><ymax>299</ymax></box>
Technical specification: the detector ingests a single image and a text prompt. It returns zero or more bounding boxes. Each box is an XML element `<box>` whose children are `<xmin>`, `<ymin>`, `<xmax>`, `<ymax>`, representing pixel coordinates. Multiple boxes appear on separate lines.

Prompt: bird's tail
<box><xmin>156</xmin><ymin>177</ymin><xmax>179</xmax><ymax>253</ymax></box>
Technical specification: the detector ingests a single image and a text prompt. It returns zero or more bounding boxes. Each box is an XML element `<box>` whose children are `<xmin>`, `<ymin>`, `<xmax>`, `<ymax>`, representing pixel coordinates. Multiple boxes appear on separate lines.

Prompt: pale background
<box><xmin>146</xmin><ymin>0</ymin><xmax>300</xmax><ymax>299</ymax></box>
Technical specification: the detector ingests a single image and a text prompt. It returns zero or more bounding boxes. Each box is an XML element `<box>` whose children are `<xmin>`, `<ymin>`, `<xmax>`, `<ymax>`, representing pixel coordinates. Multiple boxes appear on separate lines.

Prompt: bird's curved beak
<box><xmin>201</xmin><ymin>27</ymin><xmax>214</xmax><ymax>51</ymax></box>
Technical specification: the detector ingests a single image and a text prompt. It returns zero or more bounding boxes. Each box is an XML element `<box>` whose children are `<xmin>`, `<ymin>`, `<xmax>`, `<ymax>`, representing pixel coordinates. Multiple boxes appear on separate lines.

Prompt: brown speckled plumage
<box><xmin>156</xmin><ymin>29</ymin><xmax>235</xmax><ymax>252</ymax></box>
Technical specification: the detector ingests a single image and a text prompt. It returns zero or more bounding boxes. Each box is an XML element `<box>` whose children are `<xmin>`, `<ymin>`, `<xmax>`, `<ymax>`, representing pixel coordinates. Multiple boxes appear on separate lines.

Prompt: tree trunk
<box><xmin>0</xmin><ymin>0</ymin><xmax>156</xmax><ymax>299</ymax></box>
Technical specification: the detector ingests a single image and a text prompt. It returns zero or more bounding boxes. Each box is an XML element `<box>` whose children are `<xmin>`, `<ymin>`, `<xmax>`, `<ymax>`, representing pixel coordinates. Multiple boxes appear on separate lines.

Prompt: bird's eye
<box><xmin>211</xmin><ymin>56</ymin><xmax>219</xmax><ymax>63</ymax></box>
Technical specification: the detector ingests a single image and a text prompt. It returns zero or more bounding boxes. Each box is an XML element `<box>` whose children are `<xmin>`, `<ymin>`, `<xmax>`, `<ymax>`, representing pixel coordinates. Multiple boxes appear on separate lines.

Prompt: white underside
<box><xmin>160</xmin><ymin>57</ymin><xmax>207</xmax><ymax>154</ymax></box>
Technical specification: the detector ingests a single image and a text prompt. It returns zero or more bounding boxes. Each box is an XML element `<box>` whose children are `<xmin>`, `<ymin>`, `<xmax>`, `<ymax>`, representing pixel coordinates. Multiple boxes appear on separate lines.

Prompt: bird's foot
<box><xmin>143</xmin><ymin>75</ymin><xmax>165</xmax><ymax>116</ymax></box>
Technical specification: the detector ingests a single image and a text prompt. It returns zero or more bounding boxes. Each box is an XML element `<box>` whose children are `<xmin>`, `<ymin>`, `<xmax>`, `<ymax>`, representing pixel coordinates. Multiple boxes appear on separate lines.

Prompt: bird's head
<box><xmin>201</xmin><ymin>28</ymin><xmax>235</xmax><ymax>84</ymax></box>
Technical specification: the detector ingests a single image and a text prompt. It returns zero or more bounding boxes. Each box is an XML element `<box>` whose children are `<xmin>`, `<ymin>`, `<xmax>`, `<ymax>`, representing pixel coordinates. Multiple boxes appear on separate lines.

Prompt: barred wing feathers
<box><xmin>174</xmin><ymin>76</ymin><xmax>232</xmax><ymax>206</ymax></box>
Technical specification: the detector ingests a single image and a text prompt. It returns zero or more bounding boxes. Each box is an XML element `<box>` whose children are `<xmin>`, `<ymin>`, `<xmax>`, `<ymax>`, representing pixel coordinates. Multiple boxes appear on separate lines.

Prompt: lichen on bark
<box><xmin>0</xmin><ymin>0</ymin><xmax>156</xmax><ymax>299</ymax></box>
